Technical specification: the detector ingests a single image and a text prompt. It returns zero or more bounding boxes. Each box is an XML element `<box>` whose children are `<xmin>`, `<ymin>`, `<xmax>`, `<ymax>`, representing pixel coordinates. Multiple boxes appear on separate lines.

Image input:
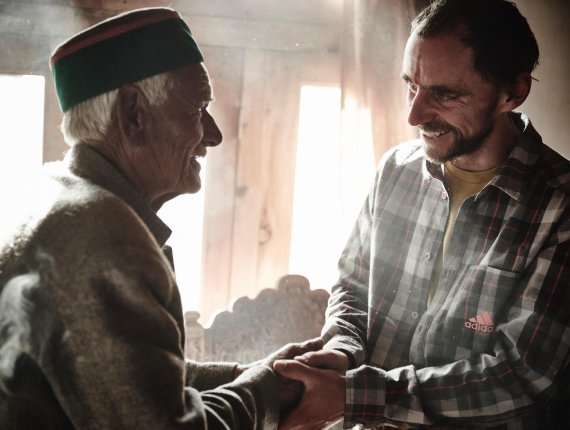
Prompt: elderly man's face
<box><xmin>401</xmin><ymin>31</ymin><xmax>504</xmax><ymax>165</ymax></box>
<box><xmin>146</xmin><ymin>63</ymin><xmax>222</xmax><ymax>196</ymax></box>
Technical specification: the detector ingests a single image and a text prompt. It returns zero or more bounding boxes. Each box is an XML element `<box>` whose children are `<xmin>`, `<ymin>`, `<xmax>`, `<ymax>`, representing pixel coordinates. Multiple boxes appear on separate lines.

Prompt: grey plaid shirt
<box><xmin>322</xmin><ymin>113</ymin><xmax>570</xmax><ymax>429</ymax></box>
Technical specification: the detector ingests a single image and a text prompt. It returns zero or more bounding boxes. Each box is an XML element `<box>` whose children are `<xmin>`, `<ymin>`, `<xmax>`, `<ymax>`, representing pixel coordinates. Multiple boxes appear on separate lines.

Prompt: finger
<box><xmin>273</xmin><ymin>360</ymin><xmax>316</xmax><ymax>384</ymax></box>
<box><xmin>293</xmin><ymin>350</ymin><xmax>326</xmax><ymax>365</ymax></box>
<box><xmin>294</xmin><ymin>350</ymin><xmax>328</xmax><ymax>365</ymax></box>
<box><xmin>279</xmin><ymin>337</ymin><xmax>324</xmax><ymax>361</ymax></box>
<box><xmin>295</xmin><ymin>350</ymin><xmax>348</xmax><ymax>373</ymax></box>
<box><xmin>289</xmin><ymin>337</ymin><xmax>324</xmax><ymax>356</ymax></box>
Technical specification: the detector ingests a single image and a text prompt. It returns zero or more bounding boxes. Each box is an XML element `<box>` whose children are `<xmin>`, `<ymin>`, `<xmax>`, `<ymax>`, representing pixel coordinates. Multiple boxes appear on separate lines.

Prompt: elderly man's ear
<box><xmin>115</xmin><ymin>84</ymin><xmax>149</xmax><ymax>144</ymax></box>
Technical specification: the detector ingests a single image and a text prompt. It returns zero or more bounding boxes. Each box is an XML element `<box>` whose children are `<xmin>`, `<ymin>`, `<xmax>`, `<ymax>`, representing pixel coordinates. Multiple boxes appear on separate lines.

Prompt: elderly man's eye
<box><xmin>194</xmin><ymin>102</ymin><xmax>209</xmax><ymax>114</ymax></box>
<box><xmin>405</xmin><ymin>81</ymin><xmax>417</xmax><ymax>94</ymax></box>
<box><xmin>190</xmin><ymin>105</ymin><xmax>205</xmax><ymax>115</ymax></box>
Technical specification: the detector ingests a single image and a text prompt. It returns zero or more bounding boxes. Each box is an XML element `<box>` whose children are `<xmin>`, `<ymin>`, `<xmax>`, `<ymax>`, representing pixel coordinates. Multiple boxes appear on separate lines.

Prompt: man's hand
<box><xmin>233</xmin><ymin>337</ymin><xmax>324</xmax><ymax>377</ymax></box>
<box><xmin>273</xmin><ymin>359</ymin><xmax>345</xmax><ymax>430</ymax></box>
<box><xmin>294</xmin><ymin>349</ymin><xmax>349</xmax><ymax>374</ymax></box>
<box><xmin>262</xmin><ymin>337</ymin><xmax>325</xmax><ymax>368</ymax></box>
<box><xmin>233</xmin><ymin>337</ymin><xmax>324</xmax><ymax>413</ymax></box>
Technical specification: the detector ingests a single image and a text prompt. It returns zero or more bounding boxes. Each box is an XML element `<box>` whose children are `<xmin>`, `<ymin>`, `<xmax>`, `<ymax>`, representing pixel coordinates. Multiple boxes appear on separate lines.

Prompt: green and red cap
<box><xmin>50</xmin><ymin>7</ymin><xmax>204</xmax><ymax>112</ymax></box>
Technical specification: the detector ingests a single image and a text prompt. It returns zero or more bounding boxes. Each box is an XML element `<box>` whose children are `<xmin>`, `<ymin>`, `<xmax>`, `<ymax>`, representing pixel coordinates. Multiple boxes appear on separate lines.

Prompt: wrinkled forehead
<box><xmin>171</xmin><ymin>63</ymin><xmax>214</xmax><ymax>102</ymax></box>
<box><xmin>195</xmin><ymin>66</ymin><xmax>214</xmax><ymax>101</ymax></box>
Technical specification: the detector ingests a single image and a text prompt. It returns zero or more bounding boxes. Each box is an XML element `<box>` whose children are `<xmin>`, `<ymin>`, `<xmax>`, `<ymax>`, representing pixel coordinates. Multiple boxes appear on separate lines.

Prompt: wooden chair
<box><xmin>184</xmin><ymin>274</ymin><xmax>329</xmax><ymax>363</ymax></box>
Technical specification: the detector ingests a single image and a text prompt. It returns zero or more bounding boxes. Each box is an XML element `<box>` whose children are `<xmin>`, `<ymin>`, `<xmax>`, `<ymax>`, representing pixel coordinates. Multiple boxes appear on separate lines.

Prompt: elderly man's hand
<box><xmin>273</xmin><ymin>359</ymin><xmax>345</xmax><ymax>430</ymax></box>
<box><xmin>233</xmin><ymin>337</ymin><xmax>324</xmax><ymax>412</ymax></box>
<box><xmin>262</xmin><ymin>337</ymin><xmax>325</xmax><ymax>368</ymax></box>
<box><xmin>264</xmin><ymin>337</ymin><xmax>325</xmax><ymax>413</ymax></box>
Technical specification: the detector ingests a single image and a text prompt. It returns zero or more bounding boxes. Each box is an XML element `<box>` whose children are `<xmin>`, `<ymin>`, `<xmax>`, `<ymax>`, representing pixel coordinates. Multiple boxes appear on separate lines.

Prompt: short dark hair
<box><xmin>412</xmin><ymin>0</ymin><xmax>539</xmax><ymax>86</ymax></box>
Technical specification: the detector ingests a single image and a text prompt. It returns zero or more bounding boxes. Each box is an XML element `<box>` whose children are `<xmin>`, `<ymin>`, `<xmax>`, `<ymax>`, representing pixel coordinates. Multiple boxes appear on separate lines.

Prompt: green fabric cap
<box><xmin>51</xmin><ymin>9</ymin><xmax>204</xmax><ymax>112</ymax></box>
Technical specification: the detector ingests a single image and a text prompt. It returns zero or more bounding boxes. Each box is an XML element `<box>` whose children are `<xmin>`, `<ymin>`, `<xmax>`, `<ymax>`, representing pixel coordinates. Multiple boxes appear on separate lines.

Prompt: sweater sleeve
<box><xmin>34</xmin><ymin>223</ymin><xmax>280</xmax><ymax>429</ymax></box>
<box><xmin>185</xmin><ymin>360</ymin><xmax>238</xmax><ymax>392</ymax></box>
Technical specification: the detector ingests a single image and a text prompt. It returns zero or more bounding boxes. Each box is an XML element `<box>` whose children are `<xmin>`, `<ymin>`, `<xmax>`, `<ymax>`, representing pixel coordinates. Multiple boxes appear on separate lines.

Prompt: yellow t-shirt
<box><xmin>428</xmin><ymin>162</ymin><xmax>501</xmax><ymax>305</ymax></box>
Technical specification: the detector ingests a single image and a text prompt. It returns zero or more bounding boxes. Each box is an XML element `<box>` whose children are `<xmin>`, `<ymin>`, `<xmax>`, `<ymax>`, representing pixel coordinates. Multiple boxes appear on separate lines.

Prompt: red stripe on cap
<box><xmin>50</xmin><ymin>8</ymin><xmax>180</xmax><ymax>65</ymax></box>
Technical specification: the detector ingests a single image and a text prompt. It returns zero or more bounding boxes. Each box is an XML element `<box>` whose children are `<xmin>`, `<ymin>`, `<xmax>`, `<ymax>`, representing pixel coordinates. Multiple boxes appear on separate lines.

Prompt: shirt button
<box><xmin>441</xmin><ymin>190</ymin><xmax>448</xmax><ymax>200</ymax></box>
<box><xmin>411</xmin><ymin>311</ymin><xmax>419</xmax><ymax>319</ymax></box>
<box><xmin>424</xmin><ymin>252</ymin><xmax>431</xmax><ymax>260</ymax></box>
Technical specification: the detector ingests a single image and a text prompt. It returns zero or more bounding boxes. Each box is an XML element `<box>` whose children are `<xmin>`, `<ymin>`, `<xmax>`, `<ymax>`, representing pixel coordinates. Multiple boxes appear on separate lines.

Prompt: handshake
<box><xmin>235</xmin><ymin>337</ymin><xmax>348</xmax><ymax>430</ymax></box>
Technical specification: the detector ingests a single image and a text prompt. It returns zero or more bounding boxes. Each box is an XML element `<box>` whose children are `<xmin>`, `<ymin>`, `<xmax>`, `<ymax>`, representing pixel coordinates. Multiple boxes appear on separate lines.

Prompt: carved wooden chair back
<box><xmin>184</xmin><ymin>274</ymin><xmax>329</xmax><ymax>363</ymax></box>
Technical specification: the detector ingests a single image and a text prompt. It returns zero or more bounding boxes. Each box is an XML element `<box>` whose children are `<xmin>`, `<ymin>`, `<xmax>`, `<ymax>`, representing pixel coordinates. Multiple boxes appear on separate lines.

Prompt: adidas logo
<box><xmin>464</xmin><ymin>311</ymin><xmax>494</xmax><ymax>333</ymax></box>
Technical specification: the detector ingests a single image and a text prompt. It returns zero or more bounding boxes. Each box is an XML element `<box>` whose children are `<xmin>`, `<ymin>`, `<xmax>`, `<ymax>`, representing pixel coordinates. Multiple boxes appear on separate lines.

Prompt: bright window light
<box><xmin>0</xmin><ymin>74</ymin><xmax>45</xmax><ymax>188</ymax></box>
<box><xmin>289</xmin><ymin>86</ymin><xmax>345</xmax><ymax>291</ymax></box>
<box><xmin>158</xmin><ymin>160</ymin><xmax>207</xmax><ymax>312</ymax></box>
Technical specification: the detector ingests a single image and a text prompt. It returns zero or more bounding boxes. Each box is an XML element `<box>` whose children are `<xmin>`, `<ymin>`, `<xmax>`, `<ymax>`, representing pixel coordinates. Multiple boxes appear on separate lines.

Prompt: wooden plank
<box><xmin>254</xmin><ymin>50</ymin><xmax>340</xmax><ymax>295</ymax></box>
<box><xmin>228</xmin><ymin>48</ymin><xmax>341</xmax><ymax>308</ymax></box>
<box><xmin>98</xmin><ymin>0</ymin><xmax>342</xmax><ymax>25</ymax></box>
<box><xmin>228</xmin><ymin>48</ymin><xmax>267</xmax><ymax>303</ymax></box>
<box><xmin>199</xmin><ymin>47</ymin><xmax>339</xmax><ymax>323</ymax></box>
<box><xmin>186</xmin><ymin>15</ymin><xmax>339</xmax><ymax>52</ymax></box>
<box><xmin>198</xmin><ymin>46</ymin><xmax>245</xmax><ymax>325</ymax></box>
<box><xmin>254</xmin><ymin>51</ymin><xmax>301</xmax><ymax>293</ymax></box>
<box><xmin>0</xmin><ymin>5</ymin><xmax>339</xmax><ymax>52</ymax></box>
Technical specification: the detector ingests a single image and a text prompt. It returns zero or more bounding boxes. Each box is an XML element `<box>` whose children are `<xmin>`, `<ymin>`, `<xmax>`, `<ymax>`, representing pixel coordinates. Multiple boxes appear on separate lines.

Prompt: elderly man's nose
<box><xmin>202</xmin><ymin>110</ymin><xmax>223</xmax><ymax>146</ymax></box>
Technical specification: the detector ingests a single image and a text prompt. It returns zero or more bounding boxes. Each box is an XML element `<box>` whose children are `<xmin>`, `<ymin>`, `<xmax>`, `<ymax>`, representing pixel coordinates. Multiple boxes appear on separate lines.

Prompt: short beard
<box><xmin>424</xmin><ymin>121</ymin><xmax>494</xmax><ymax>165</ymax></box>
<box><xmin>424</xmin><ymin>91</ymin><xmax>501</xmax><ymax>165</ymax></box>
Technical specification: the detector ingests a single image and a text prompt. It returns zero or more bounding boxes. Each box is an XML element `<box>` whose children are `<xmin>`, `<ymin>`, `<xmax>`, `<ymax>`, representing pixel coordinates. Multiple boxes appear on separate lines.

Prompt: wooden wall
<box><xmin>180</xmin><ymin>1</ymin><xmax>342</xmax><ymax>321</ymax></box>
<box><xmin>2</xmin><ymin>0</ymin><xmax>566</xmax><ymax>323</ymax></box>
<box><xmin>0</xmin><ymin>0</ymin><xmax>342</xmax><ymax>322</ymax></box>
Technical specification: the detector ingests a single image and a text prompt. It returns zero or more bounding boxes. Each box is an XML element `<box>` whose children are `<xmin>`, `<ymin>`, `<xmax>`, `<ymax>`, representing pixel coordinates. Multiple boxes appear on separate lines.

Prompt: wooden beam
<box><xmin>187</xmin><ymin>15</ymin><xmax>339</xmax><ymax>52</ymax></box>
<box><xmin>99</xmin><ymin>0</ymin><xmax>342</xmax><ymax>25</ymax></box>
<box><xmin>199</xmin><ymin>46</ymin><xmax>245</xmax><ymax>325</ymax></box>
<box><xmin>0</xmin><ymin>3</ymin><xmax>340</xmax><ymax>61</ymax></box>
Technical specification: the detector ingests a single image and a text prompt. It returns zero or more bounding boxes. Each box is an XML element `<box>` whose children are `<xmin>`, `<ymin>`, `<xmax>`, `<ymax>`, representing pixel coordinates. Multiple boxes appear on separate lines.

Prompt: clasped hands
<box><xmin>264</xmin><ymin>337</ymin><xmax>349</xmax><ymax>429</ymax></box>
<box><xmin>234</xmin><ymin>338</ymin><xmax>347</xmax><ymax>429</ymax></box>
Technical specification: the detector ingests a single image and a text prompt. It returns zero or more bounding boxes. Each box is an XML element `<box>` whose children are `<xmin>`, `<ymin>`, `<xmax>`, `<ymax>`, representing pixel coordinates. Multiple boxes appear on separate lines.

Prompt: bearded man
<box><xmin>274</xmin><ymin>1</ymin><xmax>570</xmax><ymax>429</ymax></box>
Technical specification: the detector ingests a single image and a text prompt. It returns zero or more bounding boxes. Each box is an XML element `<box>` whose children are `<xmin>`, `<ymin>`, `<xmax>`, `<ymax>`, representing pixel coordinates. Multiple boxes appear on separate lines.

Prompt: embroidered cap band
<box><xmin>50</xmin><ymin>7</ymin><xmax>204</xmax><ymax>112</ymax></box>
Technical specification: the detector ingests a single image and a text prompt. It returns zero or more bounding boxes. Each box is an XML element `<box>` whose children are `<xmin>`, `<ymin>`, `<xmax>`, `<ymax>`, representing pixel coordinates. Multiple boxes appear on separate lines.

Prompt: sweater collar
<box><xmin>64</xmin><ymin>143</ymin><xmax>172</xmax><ymax>246</ymax></box>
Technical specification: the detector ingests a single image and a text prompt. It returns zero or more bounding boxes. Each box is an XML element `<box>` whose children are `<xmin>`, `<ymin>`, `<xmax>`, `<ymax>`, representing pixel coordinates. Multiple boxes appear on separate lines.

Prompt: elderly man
<box><xmin>275</xmin><ymin>0</ymin><xmax>569</xmax><ymax>429</ymax></box>
<box><xmin>0</xmin><ymin>7</ymin><xmax>320</xmax><ymax>429</ymax></box>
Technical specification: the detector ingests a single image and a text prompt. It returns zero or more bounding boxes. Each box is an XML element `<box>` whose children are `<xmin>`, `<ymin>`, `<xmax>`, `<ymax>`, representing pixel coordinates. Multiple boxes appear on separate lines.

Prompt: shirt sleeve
<box><xmin>321</xmin><ymin>171</ymin><xmax>378</xmax><ymax>368</ymax></box>
<box><xmin>342</xmin><ymin>220</ymin><xmax>570</xmax><ymax>429</ymax></box>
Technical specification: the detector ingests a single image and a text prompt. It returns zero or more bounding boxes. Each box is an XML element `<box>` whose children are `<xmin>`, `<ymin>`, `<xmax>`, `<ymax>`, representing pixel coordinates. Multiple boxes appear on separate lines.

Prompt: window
<box><xmin>0</xmin><ymin>74</ymin><xmax>45</xmax><ymax>186</ymax></box>
<box><xmin>289</xmin><ymin>86</ymin><xmax>344</xmax><ymax>290</ymax></box>
<box><xmin>158</xmin><ymin>163</ymin><xmax>207</xmax><ymax>311</ymax></box>
<box><xmin>289</xmin><ymin>85</ymin><xmax>376</xmax><ymax>291</ymax></box>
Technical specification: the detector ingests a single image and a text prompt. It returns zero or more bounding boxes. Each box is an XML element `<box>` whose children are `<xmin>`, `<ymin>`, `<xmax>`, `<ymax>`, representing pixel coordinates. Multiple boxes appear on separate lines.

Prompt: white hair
<box><xmin>60</xmin><ymin>72</ymin><xmax>176</xmax><ymax>146</ymax></box>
